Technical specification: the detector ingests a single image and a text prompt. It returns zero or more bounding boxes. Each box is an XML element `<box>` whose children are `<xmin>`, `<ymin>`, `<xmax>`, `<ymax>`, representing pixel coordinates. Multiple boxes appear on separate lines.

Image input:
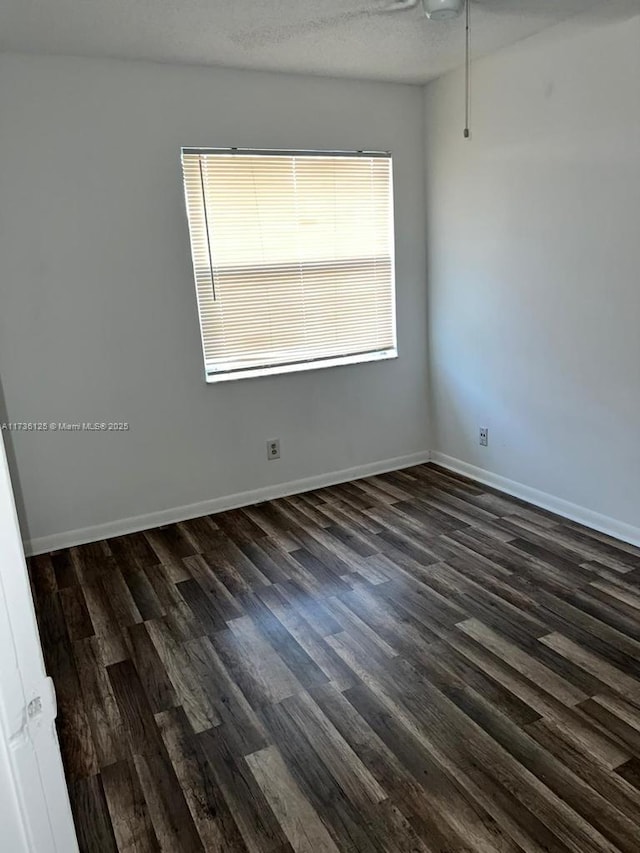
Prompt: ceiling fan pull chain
<box><xmin>464</xmin><ymin>0</ymin><xmax>471</xmax><ymax>138</ymax></box>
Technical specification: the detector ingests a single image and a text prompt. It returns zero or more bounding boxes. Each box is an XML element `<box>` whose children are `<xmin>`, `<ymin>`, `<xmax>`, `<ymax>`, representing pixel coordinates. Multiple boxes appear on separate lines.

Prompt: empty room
<box><xmin>1</xmin><ymin>0</ymin><xmax>639</xmax><ymax>850</ymax></box>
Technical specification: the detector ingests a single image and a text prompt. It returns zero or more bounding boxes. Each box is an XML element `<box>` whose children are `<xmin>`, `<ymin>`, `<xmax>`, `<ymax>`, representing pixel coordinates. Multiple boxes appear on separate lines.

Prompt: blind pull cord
<box><xmin>199</xmin><ymin>157</ymin><xmax>217</xmax><ymax>301</ymax></box>
<box><xmin>464</xmin><ymin>0</ymin><xmax>471</xmax><ymax>140</ymax></box>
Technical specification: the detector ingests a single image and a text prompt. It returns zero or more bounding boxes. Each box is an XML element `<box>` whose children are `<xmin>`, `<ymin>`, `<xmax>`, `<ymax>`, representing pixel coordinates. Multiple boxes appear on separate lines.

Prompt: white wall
<box><xmin>424</xmin><ymin>16</ymin><xmax>640</xmax><ymax>532</ymax></box>
<box><xmin>0</xmin><ymin>54</ymin><xmax>429</xmax><ymax>550</ymax></box>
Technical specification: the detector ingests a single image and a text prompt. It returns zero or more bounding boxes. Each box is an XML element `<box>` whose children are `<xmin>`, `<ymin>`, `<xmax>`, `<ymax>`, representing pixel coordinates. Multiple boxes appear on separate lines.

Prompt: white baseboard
<box><xmin>431</xmin><ymin>451</ymin><xmax>640</xmax><ymax>549</ymax></box>
<box><xmin>25</xmin><ymin>451</ymin><xmax>432</xmax><ymax>556</ymax></box>
<box><xmin>25</xmin><ymin>448</ymin><xmax>640</xmax><ymax>555</ymax></box>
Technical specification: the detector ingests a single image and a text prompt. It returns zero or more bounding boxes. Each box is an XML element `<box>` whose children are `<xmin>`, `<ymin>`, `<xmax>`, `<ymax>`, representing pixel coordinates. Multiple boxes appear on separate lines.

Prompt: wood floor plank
<box><xmin>109</xmin><ymin>532</ymin><xmax>160</xmax><ymax>569</ymax></box>
<box><xmin>107</xmin><ymin>659</ymin><xmax>163</xmax><ymax>756</ymax></box>
<box><xmin>177</xmin><ymin>577</ymin><xmax>228</xmax><ymax>634</ymax></box>
<box><xmin>89</xmin><ymin>629</ymin><xmax>130</xmax><ymax>669</ymax></box>
<box><xmin>277</xmin><ymin>579</ymin><xmax>344</xmax><ymax>634</ymax></box>
<box><xmin>183</xmin><ymin>635</ymin><xmax>269</xmax><ymax>756</ymax></box>
<box><xmin>36</xmin><ymin>462</ymin><xmax>640</xmax><ymax>853</ymax></box>
<box><xmin>100</xmin><ymin>568</ymin><xmax>144</xmax><ymax>628</ymax></box>
<box><xmin>155</xmin><ymin>706</ymin><xmax>249</xmax><ymax>851</ymax></box>
<box><xmin>256</xmin><ymin>586</ymin><xmax>359</xmax><ymax>691</ymax></box>
<box><xmin>388</xmin><ymin>660</ymin><xmax>624</xmax><ymax>853</ymax></box>
<box><xmin>182</xmin><ymin>553</ymin><xmax>244</xmax><ymax>621</ymax></box>
<box><xmin>126</xmin><ymin>622</ymin><xmax>179</xmax><ymax>715</ymax></box>
<box><xmin>69</xmin><ymin>774</ymin><xmax>119</xmax><ymax>853</ymax></box>
<box><xmin>447</xmin><ymin>631</ymin><xmax>598</xmax><ymax>723</ymax></box>
<box><xmin>525</xmin><ymin>719</ymin><xmax>640</xmax><ymax>825</ymax></box>
<box><xmin>435</xmin><ymin>669</ymin><xmax>640</xmax><ymax>853</ymax></box>
<box><xmin>133</xmin><ymin>747</ymin><xmax>205</xmax><ymax>853</ymax></box>
<box><xmin>72</xmin><ymin>541</ymin><xmax>113</xmax><ymax>586</ymax></box>
<box><xmin>540</xmin><ymin>632</ymin><xmax>640</xmax><ymax>702</ymax></box>
<box><xmin>226</xmin><ymin>615</ymin><xmax>304</xmax><ymax>704</ymax></box>
<box><xmin>198</xmin><ymin>725</ymin><xmax>295</xmax><ymax>853</ymax></box>
<box><xmin>413</xmin><ymin>639</ymin><xmax>542</xmax><ymax>728</ymax></box>
<box><xmin>119</xmin><ymin>566</ymin><xmax>165</xmax><ymax>622</ymax></box>
<box><xmin>28</xmin><ymin>553</ymin><xmax>57</xmax><ymax>604</ymax></box>
<box><xmin>578</xmin><ymin>695</ymin><xmax>640</xmax><ymax>755</ymax></box>
<box><xmin>308</xmin><ymin>682</ymin><xmax>468</xmax><ymax>852</ymax></box>
<box><xmin>246</xmin><ymin>744</ymin><xmax>340</xmax><ymax>853</ymax></box>
<box><xmin>343</xmin><ymin>682</ymin><xmax>534</xmax><ymax>853</ymax></box>
<box><xmin>458</xmin><ymin>618</ymin><xmax>587</xmax><ymax>706</ymax></box>
<box><xmin>258</xmin><ymin>700</ymin><xmax>387</xmax><ymax>852</ymax></box>
<box><xmin>73</xmin><ymin>637</ymin><xmax>128</xmax><ymax>768</ymax></box>
<box><xmin>144</xmin><ymin>525</ymin><xmax>200</xmax><ymax>564</ymax></box>
<box><xmin>102</xmin><ymin>758</ymin><xmax>161</xmax><ymax>853</ymax></box>
<box><xmin>177</xmin><ymin>515</ymin><xmax>222</xmax><ymax>553</ymax></box>
<box><xmin>616</xmin><ymin>758</ymin><xmax>640</xmax><ymax>791</ymax></box>
<box><xmin>60</xmin><ymin>585</ymin><xmax>95</xmax><ymax>641</ymax></box>
<box><xmin>239</xmin><ymin>592</ymin><xmax>331</xmax><ymax>690</ymax></box>
<box><xmin>83</xmin><ymin>578</ymin><xmax>123</xmax><ymax>638</ymax></box>
<box><xmin>280</xmin><ymin>690</ymin><xmax>388</xmax><ymax>808</ymax></box>
<box><xmin>336</xmin><ymin>581</ymin><xmax>442</xmax><ymax>658</ymax></box>
<box><xmin>50</xmin><ymin>548</ymin><xmax>79</xmax><ymax>588</ymax></box>
<box><xmin>44</xmin><ymin>626</ymin><xmax>100</xmax><ymax>781</ymax></box>
<box><xmin>236</xmin><ymin>539</ymin><xmax>291</xmax><ymax>585</ymax></box>
<box><xmin>144</xmin><ymin>618</ymin><xmax>222</xmax><ymax>732</ymax></box>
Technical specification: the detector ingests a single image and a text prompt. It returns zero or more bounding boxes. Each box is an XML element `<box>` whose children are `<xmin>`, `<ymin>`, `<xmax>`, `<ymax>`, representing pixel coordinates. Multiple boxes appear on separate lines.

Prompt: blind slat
<box><xmin>181</xmin><ymin>150</ymin><xmax>397</xmax><ymax>377</ymax></box>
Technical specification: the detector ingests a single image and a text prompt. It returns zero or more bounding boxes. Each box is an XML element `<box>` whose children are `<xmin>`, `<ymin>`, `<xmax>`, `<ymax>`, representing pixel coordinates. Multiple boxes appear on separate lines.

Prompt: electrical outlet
<box><xmin>479</xmin><ymin>427</ymin><xmax>488</xmax><ymax>447</ymax></box>
<box><xmin>267</xmin><ymin>439</ymin><xmax>280</xmax><ymax>460</ymax></box>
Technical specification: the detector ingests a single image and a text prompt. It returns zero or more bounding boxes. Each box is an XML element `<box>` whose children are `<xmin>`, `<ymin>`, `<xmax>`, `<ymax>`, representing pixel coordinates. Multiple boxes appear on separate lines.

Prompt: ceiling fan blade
<box><xmin>472</xmin><ymin>0</ymin><xmax>583</xmax><ymax>16</ymax></box>
<box><xmin>235</xmin><ymin>0</ymin><xmax>420</xmax><ymax>48</ymax></box>
<box><xmin>375</xmin><ymin>0</ymin><xmax>421</xmax><ymax>12</ymax></box>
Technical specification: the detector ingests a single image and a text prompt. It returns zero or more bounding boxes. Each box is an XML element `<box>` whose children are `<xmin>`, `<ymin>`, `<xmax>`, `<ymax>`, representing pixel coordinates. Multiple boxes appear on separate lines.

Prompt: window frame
<box><xmin>181</xmin><ymin>147</ymin><xmax>398</xmax><ymax>383</ymax></box>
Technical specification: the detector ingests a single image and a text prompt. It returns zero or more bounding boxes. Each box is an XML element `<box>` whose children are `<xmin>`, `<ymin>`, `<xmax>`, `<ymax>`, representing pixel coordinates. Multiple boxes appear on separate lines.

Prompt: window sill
<box><xmin>205</xmin><ymin>349</ymin><xmax>398</xmax><ymax>383</ymax></box>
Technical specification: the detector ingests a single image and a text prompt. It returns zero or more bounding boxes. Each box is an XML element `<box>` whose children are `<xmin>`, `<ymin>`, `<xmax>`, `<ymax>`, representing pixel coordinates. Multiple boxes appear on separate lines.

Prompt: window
<box><xmin>181</xmin><ymin>148</ymin><xmax>397</xmax><ymax>382</ymax></box>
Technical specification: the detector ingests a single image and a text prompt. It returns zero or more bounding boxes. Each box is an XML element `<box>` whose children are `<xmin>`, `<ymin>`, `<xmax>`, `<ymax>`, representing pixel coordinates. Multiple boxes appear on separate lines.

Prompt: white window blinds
<box><xmin>181</xmin><ymin>149</ymin><xmax>397</xmax><ymax>381</ymax></box>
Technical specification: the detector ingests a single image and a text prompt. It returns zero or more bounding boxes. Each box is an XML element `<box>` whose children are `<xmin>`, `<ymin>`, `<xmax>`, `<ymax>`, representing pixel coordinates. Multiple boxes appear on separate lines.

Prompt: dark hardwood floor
<box><xmin>28</xmin><ymin>463</ymin><xmax>640</xmax><ymax>853</ymax></box>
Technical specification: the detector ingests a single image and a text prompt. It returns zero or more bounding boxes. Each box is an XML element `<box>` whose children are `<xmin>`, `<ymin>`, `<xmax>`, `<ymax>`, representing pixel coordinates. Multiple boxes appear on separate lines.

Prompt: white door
<box><xmin>0</xmin><ymin>431</ymin><xmax>78</xmax><ymax>852</ymax></box>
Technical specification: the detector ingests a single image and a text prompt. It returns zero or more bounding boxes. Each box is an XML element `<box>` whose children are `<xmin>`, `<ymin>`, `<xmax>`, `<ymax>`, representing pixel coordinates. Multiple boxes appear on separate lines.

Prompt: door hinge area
<box><xmin>27</xmin><ymin>677</ymin><xmax>57</xmax><ymax>725</ymax></box>
<box><xmin>27</xmin><ymin>696</ymin><xmax>43</xmax><ymax>718</ymax></box>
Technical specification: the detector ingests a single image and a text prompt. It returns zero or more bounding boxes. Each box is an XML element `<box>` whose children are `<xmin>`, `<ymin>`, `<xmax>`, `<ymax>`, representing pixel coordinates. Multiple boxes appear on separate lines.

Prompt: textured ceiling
<box><xmin>0</xmin><ymin>0</ymin><xmax>638</xmax><ymax>83</ymax></box>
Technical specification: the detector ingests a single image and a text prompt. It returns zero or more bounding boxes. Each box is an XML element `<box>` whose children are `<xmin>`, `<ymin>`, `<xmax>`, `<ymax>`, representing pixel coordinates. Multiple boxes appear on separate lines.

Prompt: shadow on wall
<box><xmin>0</xmin><ymin>371</ymin><xmax>31</xmax><ymax>545</ymax></box>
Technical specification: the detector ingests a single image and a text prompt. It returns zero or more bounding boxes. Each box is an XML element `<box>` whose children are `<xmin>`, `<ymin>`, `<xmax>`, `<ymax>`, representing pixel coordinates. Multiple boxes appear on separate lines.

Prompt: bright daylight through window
<box><xmin>181</xmin><ymin>149</ymin><xmax>397</xmax><ymax>381</ymax></box>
